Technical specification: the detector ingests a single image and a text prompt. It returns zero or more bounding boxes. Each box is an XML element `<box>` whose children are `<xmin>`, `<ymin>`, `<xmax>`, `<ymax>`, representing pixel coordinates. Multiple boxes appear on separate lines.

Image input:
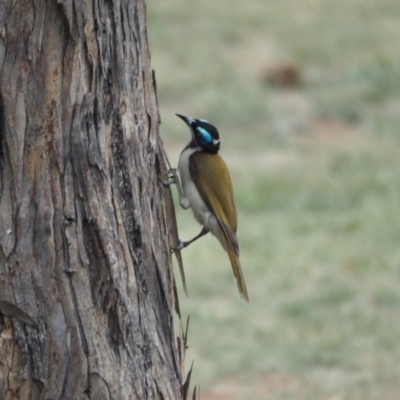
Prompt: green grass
<box><xmin>148</xmin><ymin>1</ymin><xmax>400</xmax><ymax>398</ymax></box>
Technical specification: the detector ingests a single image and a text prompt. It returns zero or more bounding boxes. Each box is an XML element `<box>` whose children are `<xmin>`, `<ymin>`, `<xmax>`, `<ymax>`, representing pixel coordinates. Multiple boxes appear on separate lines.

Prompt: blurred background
<box><xmin>148</xmin><ymin>1</ymin><xmax>400</xmax><ymax>399</ymax></box>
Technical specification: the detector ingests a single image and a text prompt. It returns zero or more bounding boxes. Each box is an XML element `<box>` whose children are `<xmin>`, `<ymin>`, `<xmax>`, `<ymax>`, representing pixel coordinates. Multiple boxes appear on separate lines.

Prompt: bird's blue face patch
<box><xmin>196</xmin><ymin>127</ymin><xmax>213</xmax><ymax>145</ymax></box>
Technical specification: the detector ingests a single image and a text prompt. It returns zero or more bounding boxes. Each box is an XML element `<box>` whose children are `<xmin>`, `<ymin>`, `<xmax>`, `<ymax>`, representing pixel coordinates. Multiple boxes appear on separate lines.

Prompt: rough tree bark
<box><xmin>0</xmin><ymin>1</ymin><xmax>185</xmax><ymax>399</ymax></box>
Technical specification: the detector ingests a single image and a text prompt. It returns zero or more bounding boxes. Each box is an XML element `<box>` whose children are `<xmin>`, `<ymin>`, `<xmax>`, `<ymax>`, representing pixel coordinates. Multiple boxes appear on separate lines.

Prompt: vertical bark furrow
<box><xmin>0</xmin><ymin>93</ymin><xmax>4</xmax><ymax>164</ymax></box>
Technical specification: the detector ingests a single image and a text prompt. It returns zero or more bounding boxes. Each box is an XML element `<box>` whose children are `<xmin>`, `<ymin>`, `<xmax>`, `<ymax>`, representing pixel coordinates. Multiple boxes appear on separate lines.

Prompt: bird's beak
<box><xmin>176</xmin><ymin>113</ymin><xmax>194</xmax><ymax>126</ymax></box>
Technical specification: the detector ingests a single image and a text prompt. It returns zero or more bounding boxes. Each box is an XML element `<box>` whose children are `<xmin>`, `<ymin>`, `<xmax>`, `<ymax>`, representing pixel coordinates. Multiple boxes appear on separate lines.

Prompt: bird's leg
<box><xmin>174</xmin><ymin>227</ymin><xmax>209</xmax><ymax>251</ymax></box>
<box><xmin>164</xmin><ymin>168</ymin><xmax>204</xmax><ymax>252</ymax></box>
<box><xmin>164</xmin><ymin>168</ymin><xmax>190</xmax><ymax>209</ymax></box>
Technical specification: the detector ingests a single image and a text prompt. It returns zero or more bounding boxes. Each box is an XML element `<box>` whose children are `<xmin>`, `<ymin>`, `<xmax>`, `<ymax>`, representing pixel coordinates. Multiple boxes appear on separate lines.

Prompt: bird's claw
<box><xmin>163</xmin><ymin>168</ymin><xmax>178</xmax><ymax>186</ymax></box>
<box><xmin>168</xmin><ymin>168</ymin><xmax>177</xmax><ymax>175</ymax></box>
<box><xmin>163</xmin><ymin>178</ymin><xmax>174</xmax><ymax>186</ymax></box>
<box><xmin>171</xmin><ymin>240</ymin><xmax>186</xmax><ymax>253</ymax></box>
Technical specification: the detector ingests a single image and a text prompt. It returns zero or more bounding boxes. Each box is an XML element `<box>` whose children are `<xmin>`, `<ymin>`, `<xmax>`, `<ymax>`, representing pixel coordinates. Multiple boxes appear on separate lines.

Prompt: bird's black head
<box><xmin>176</xmin><ymin>114</ymin><xmax>220</xmax><ymax>154</ymax></box>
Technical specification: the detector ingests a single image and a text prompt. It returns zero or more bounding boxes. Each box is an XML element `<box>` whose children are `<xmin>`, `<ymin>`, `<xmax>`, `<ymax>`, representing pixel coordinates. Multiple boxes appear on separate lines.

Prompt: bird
<box><xmin>165</xmin><ymin>114</ymin><xmax>249</xmax><ymax>302</ymax></box>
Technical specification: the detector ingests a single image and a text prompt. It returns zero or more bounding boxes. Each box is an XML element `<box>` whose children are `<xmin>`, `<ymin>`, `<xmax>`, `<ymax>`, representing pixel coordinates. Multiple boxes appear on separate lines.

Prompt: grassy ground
<box><xmin>148</xmin><ymin>1</ymin><xmax>400</xmax><ymax>398</ymax></box>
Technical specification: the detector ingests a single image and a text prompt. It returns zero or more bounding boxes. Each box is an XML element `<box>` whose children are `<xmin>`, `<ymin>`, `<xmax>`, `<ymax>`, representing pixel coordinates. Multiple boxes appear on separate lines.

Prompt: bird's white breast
<box><xmin>178</xmin><ymin>147</ymin><xmax>213</xmax><ymax>225</ymax></box>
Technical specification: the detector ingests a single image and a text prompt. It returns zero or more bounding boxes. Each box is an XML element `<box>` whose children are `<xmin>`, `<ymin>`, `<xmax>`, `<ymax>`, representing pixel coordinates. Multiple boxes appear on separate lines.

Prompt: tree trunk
<box><xmin>0</xmin><ymin>1</ymin><xmax>183</xmax><ymax>399</ymax></box>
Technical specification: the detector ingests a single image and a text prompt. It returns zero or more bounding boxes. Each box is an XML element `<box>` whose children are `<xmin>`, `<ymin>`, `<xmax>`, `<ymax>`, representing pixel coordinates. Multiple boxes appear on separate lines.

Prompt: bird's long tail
<box><xmin>226</xmin><ymin>241</ymin><xmax>249</xmax><ymax>302</ymax></box>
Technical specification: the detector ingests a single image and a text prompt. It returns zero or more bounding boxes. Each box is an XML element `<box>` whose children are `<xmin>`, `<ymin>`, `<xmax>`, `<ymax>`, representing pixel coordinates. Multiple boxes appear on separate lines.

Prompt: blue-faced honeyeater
<box><xmin>166</xmin><ymin>114</ymin><xmax>249</xmax><ymax>302</ymax></box>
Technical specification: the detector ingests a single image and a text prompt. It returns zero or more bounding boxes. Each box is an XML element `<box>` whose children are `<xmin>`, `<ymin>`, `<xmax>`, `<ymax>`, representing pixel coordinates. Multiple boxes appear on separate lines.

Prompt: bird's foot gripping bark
<box><xmin>163</xmin><ymin>169</ymin><xmax>190</xmax><ymax>210</ymax></box>
<box><xmin>163</xmin><ymin>168</ymin><xmax>179</xmax><ymax>186</ymax></box>
<box><xmin>171</xmin><ymin>240</ymin><xmax>187</xmax><ymax>253</ymax></box>
<box><xmin>171</xmin><ymin>228</ymin><xmax>210</xmax><ymax>253</ymax></box>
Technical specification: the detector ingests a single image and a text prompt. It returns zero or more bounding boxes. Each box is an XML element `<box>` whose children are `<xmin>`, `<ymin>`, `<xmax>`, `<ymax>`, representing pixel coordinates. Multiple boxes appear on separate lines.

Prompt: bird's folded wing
<box><xmin>189</xmin><ymin>152</ymin><xmax>239</xmax><ymax>256</ymax></box>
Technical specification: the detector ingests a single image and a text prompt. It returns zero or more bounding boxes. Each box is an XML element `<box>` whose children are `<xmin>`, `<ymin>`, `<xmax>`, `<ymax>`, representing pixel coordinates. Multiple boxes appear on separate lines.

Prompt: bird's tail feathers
<box><xmin>226</xmin><ymin>240</ymin><xmax>249</xmax><ymax>302</ymax></box>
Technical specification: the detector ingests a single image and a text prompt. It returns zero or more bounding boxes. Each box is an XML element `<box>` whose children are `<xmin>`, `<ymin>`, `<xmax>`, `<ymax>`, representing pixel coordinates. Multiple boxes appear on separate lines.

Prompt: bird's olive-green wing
<box><xmin>189</xmin><ymin>152</ymin><xmax>239</xmax><ymax>254</ymax></box>
<box><xmin>189</xmin><ymin>152</ymin><xmax>249</xmax><ymax>301</ymax></box>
